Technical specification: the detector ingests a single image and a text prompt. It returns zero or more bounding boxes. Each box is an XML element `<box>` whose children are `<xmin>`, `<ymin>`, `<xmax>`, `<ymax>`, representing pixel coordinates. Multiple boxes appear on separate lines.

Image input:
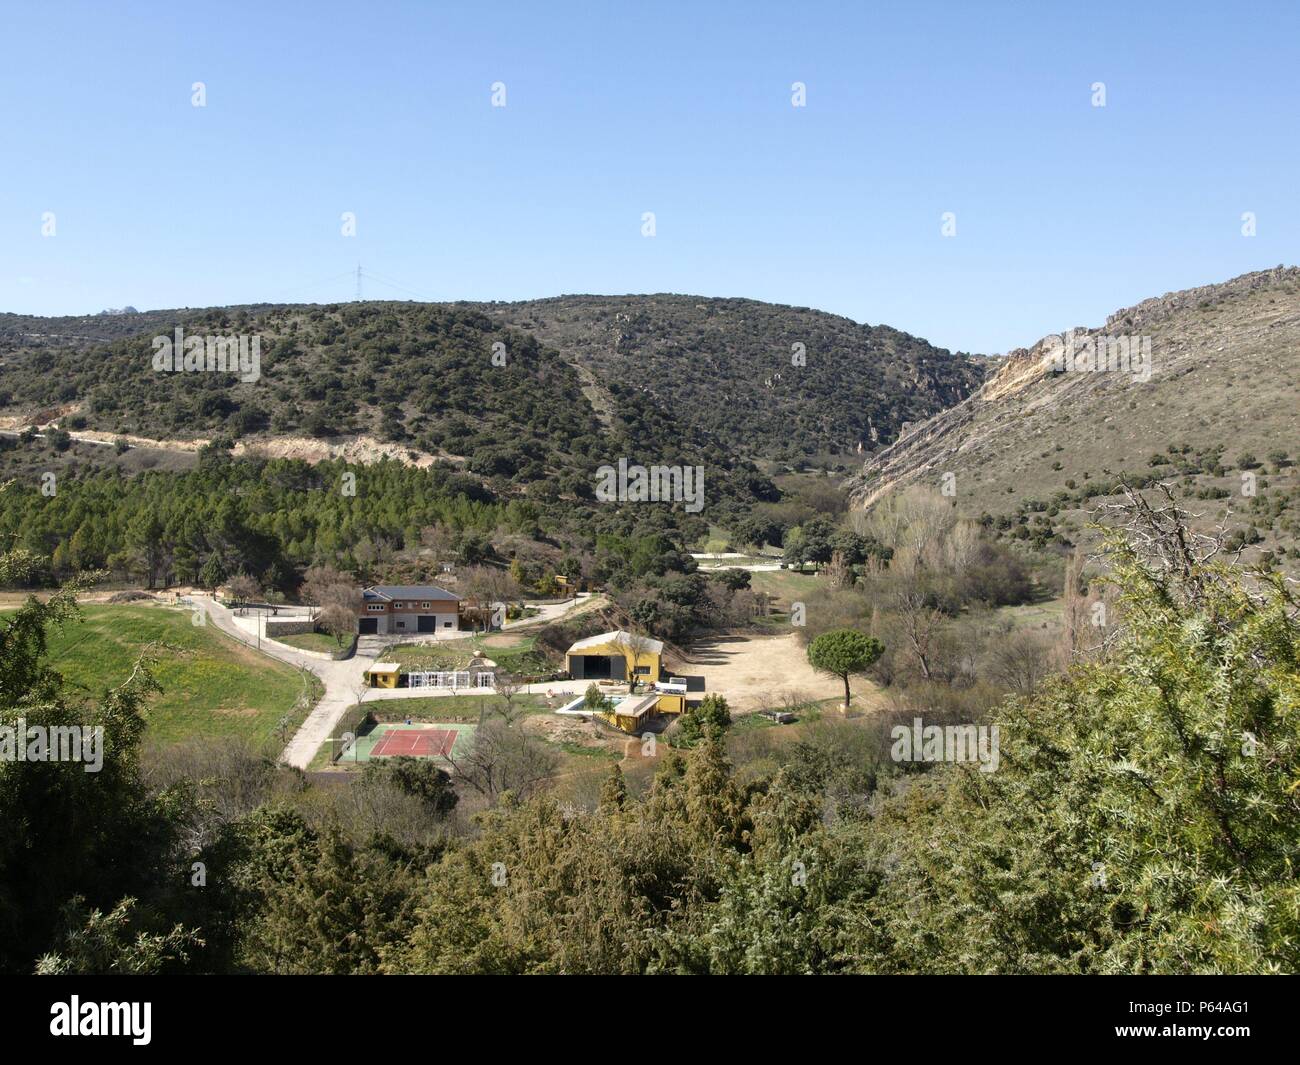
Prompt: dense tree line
<box><xmin>0</xmin><ymin>457</ymin><xmax>504</xmax><ymax>592</ymax></box>
<box><xmin>0</xmin><ymin>449</ymin><xmax>774</xmax><ymax>647</ymax></box>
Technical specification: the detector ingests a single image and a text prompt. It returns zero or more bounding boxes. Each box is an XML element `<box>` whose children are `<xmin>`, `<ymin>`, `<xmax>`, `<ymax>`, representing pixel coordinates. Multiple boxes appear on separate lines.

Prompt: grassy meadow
<box><xmin>15</xmin><ymin>602</ymin><xmax>317</xmax><ymax>750</ymax></box>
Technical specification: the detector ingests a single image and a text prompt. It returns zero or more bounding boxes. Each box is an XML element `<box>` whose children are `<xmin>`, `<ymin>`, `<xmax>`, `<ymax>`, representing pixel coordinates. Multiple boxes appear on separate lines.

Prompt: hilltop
<box><xmin>0</xmin><ymin>296</ymin><xmax>983</xmax><ymax>471</ymax></box>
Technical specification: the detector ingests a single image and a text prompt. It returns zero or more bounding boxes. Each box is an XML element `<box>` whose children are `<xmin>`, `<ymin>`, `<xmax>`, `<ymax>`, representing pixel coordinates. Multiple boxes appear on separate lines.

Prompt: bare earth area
<box><xmin>682</xmin><ymin>631</ymin><xmax>877</xmax><ymax>713</ymax></box>
<box><xmin>524</xmin><ymin>714</ymin><xmax>609</xmax><ymax>749</ymax></box>
<box><xmin>0</xmin><ymin>407</ymin><xmax>464</xmax><ymax>469</ymax></box>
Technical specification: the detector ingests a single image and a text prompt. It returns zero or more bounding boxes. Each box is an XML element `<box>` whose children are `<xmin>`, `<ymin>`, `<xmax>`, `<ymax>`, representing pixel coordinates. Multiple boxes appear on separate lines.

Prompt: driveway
<box><xmin>197</xmin><ymin>593</ymin><xmax>599</xmax><ymax>765</ymax></box>
<box><xmin>198</xmin><ymin>596</ymin><xmax>382</xmax><ymax>768</ymax></box>
<box><xmin>501</xmin><ymin>593</ymin><xmax>601</xmax><ymax>630</ymax></box>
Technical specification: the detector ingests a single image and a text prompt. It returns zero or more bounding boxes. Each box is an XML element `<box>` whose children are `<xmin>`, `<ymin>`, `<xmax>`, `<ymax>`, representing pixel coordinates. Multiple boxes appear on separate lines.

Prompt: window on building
<box><xmin>393</xmin><ymin>602</ymin><xmax>404</xmax><ymax>609</ymax></box>
<box><xmin>367</xmin><ymin>604</ymin><xmax>385</xmax><ymax>612</ymax></box>
<box><xmin>421</xmin><ymin>601</ymin><xmax>431</xmax><ymax>609</ymax></box>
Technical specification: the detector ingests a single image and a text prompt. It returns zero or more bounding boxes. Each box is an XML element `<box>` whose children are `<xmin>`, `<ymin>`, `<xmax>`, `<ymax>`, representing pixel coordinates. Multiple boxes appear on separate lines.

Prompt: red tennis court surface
<box><xmin>370</xmin><ymin>728</ymin><xmax>456</xmax><ymax>757</ymax></box>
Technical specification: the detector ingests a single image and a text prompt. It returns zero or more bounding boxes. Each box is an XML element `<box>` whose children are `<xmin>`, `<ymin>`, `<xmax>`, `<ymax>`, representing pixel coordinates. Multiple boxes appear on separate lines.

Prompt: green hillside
<box><xmin>0</xmin><ymin>296</ymin><xmax>985</xmax><ymax>473</ymax></box>
<box><xmin>481</xmin><ymin>294</ymin><xmax>986</xmax><ymax>462</ymax></box>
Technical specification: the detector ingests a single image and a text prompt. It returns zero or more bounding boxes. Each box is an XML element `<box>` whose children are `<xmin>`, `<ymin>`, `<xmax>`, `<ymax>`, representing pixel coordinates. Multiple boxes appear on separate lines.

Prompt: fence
<box><xmin>407</xmin><ymin>671</ymin><xmax>494</xmax><ymax>690</ymax></box>
<box><xmin>329</xmin><ymin>703</ymin><xmax>375</xmax><ymax>763</ymax></box>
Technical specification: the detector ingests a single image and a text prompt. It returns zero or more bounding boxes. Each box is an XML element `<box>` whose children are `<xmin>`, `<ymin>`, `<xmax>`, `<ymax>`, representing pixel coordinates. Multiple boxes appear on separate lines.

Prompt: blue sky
<box><xmin>1</xmin><ymin>0</ymin><xmax>1296</xmax><ymax>352</ymax></box>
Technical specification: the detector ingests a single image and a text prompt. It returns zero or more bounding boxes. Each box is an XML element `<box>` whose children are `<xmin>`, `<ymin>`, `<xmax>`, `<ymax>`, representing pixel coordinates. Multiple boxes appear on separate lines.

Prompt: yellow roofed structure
<box><xmin>564</xmin><ymin>629</ymin><xmax>663</xmax><ymax>685</ymax></box>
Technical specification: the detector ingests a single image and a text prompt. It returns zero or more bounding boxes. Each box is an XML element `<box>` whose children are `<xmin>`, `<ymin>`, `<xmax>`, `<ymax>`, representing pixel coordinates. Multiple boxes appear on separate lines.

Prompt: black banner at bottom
<box><xmin>0</xmin><ymin>974</ymin><xmax>1283</xmax><ymax>1052</ymax></box>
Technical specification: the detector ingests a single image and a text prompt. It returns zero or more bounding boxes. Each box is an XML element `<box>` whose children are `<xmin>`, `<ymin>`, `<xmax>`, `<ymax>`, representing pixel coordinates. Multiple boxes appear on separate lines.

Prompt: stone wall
<box><xmin>264</xmin><ymin>618</ymin><xmax>318</xmax><ymax>638</ymax></box>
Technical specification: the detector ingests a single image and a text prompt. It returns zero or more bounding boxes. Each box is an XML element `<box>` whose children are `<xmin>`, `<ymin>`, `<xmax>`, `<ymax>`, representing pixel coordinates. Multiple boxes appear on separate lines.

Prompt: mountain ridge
<box><xmin>0</xmin><ymin>294</ymin><xmax>986</xmax><ymax>472</ymax></box>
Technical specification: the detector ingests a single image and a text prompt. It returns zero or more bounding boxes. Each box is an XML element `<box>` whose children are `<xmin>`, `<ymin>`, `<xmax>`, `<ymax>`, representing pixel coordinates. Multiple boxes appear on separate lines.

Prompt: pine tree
<box><xmin>199</xmin><ymin>553</ymin><xmax>227</xmax><ymax>590</ymax></box>
<box><xmin>598</xmin><ymin>763</ymin><xmax>627</xmax><ymax>813</ymax></box>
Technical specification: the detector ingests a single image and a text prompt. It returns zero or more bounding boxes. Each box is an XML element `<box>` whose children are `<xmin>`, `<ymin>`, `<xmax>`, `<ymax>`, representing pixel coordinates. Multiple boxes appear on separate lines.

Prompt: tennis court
<box><xmin>373</xmin><ymin>727</ymin><xmax>456</xmax><ymax>757</ymax></box>
<box><xmin>344</xmin><ymin>721</ymin><xmax>477</xmax><ymax>764</ymax></box>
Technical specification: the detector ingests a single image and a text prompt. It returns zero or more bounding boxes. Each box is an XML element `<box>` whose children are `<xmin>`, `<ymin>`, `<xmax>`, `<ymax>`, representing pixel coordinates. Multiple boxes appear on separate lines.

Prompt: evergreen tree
<box><xmin>806</xmin><ymin>629</ymin><xmax>884</xmax><ymax>710</ymax></box>
<box><xmin>598</xmin><ymin>763</ymin><xmax>627</xmax><ymax>813</ymax></box>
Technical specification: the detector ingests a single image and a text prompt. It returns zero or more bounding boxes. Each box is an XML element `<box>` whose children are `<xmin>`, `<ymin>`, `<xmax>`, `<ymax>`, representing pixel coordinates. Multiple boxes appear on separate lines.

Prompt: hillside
<box><xmin>0</xmin><ymin>307</ymin><xmax>194</xmax><ymax>351</ymax></box>
<box><xmin>478</xmin><ymin>294</ymin><xmax>985</xmax><ymax>463</ymax></box>
<box><xmin>0</xmin><ymin>296</ymin><xmax>985</xmax><ymax>476</ymax></box>
<box><xmin>0</xmin><ymin>601</ymin><xmax>312</xmax><ymax>749</ymax></box>
<box><xmin>0</xmin><ymin>303</ymin><xmax>605</xmax><ymax>480</ymax></box>
<box><xmin>846</xmin><ymin>267</ymin><xmax>1300</xmax><ymax>567</ymax></box>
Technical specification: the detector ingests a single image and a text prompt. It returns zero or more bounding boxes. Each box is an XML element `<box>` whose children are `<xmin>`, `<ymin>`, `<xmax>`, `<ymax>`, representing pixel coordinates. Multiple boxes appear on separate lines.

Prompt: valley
<box><xmin>3</xmin><ymin>268</ymin><xmax>1297</xmax><ymax>980</ymax></box>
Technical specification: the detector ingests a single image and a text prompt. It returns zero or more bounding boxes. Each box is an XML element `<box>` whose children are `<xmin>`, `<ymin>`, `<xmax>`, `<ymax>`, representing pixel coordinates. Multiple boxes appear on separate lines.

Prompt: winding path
<box><xmin>198</xmin><ymin>596</ymin><xmax>384</xmax><ymax>769</ymax></box>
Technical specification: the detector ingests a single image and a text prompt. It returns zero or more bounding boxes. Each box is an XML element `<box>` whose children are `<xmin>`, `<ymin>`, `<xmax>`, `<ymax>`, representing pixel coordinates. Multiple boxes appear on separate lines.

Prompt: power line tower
<box><xmin>355</xmin><ymin>264</ymin><xmax>362</xmax><ymax>301</ymax></box>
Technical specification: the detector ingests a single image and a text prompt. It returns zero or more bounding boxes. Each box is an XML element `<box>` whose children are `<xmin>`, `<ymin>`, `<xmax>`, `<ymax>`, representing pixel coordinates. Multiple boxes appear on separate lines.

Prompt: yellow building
<box><xmin>602</xmin><ymin>693</ymin><xmax>659</xmax><ymax>732</ymax></box>
<box><xmin>564</xmin><ymin>630</ymin><xmax>664</xmax><ymax>685</ymax></box>
<box><xmin>655</xmin><ymin>692</ymin><xmax>686</xmax><ymax>716</ymax></box>
<box><xmin>556</xmin><ymin>689</ymin><xmax>687</xmax><ymax>732</ymax></box>
<box><xmin>365</xmin><ymin>662</ymin><xmax>401</xmax><ymax>689</ymax></box>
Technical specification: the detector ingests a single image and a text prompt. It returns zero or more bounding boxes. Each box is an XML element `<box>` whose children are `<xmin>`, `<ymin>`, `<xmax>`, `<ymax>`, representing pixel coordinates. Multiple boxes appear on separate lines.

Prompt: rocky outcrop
<box><xmin>846</xmin><ymin>266</ymin><xmax>1300</xmax><ymax>513</ymax></box>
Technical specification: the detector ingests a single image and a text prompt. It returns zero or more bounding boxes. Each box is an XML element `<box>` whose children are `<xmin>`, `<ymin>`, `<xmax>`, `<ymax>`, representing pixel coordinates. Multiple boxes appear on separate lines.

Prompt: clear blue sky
<box><xmin>2</xmin><ymin>0</ymin><xmax>1296</xmax><ymax>353</ymax></box>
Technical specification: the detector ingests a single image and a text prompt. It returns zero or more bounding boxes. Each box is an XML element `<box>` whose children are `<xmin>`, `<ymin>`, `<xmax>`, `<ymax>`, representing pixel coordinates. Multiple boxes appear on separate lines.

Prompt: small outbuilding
<box><xmin>555</xmin><ymin>691</ymin><xmax>667</xmax><ymax>733</ymax></box>
<box><xmin>365</xmin><ymin>662</ymin><xmax>401</xmax><ymax>689</ymax></box>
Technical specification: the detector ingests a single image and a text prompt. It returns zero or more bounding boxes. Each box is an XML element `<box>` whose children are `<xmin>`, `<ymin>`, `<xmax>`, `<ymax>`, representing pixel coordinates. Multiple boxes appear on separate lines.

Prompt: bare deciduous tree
<box><xmin>224</xmin><ymin>573</ymin><xmax>261</xmax><ymax>606</ymax></box>
<box><xmin>462</xmin><ymin>565</ymin><xmax>521</xmax><ymax>631</ymax></box>
<box><xmin>318</xmin><ymin>603</ymin><xmax>356</xmax><ymax>647</ymax></box>
<box><xmin>987</xmin><ymin>628</ymin><xmax>1053</xmax><ymax>694</ymax></box>
<box><xmin>856</xmin><ymin>484</ymin><xmax>958</xmax><ymax>558</ymax></box>
<box><xmin>420</xmin><ymin>522</ymin><xmax>453</xmax><ymax>563</ymax></box>
<box><xmin>491</xmin><ymin>672</ymin><xmax>526</xmax><ymax>725</ymax></box>
<box><xmin>446</xmin><ymin>720</ymin><xmax>558</xmax><ymax>803</ymax></box>
<box><xmin>301</xmin><ymin>564</ymin><xmax>358</xmax><ymax>620</ymax></box>
<box><xmin>823</xmin><ymin>549</ymin><xmax>854</xmax><ymax>590</ymax></box>
<box><xmin>620</xmin><ymin>631</ymin><xmax>658</xmax><ymax>690</ymax></box>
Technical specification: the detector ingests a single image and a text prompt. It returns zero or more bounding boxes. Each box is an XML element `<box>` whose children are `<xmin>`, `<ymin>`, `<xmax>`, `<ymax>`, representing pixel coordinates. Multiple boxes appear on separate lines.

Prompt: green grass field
<box><xmin>386</xmin><ymin>640</ymin><xmax>478</xmax><ymax>670</ymax></box>
<box><xmin>363</xmin><ymin>693</ymin><xmax>546</xmax><ymax>723</ymax></box>
<box><xmin>16</xmin><ymin>602</ymin><xmax>317</xmax><ymax>749</ymax></box>
<box><xmin>994</xmin><ymin>598</ymin><xmax>1066</xmax><ymax>631</ymax></box>
<box><xmin>385</xmin><ymin>634</ymin><xmax>551</xmax><ymax>677</ymax></box>
<box><xmin>748</xmin><ymin>568</ymin><xmax>822</xmax><ymax>602</ymax></box>
<box><xmin>474</xmin><ymin>634</ymin><xmax>549</xmax><ymax>675</ymax></box>
<box><xmin>274</xmin><ymin>630</ymin><xmax>345</xmax><ymax>654</ymax></box>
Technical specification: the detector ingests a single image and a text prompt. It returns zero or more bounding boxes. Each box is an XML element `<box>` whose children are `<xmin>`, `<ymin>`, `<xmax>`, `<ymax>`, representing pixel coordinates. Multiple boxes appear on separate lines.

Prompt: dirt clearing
<box><xmin>681</xmin><ymin>631</ymin><xmax>879</xmax><ymax>713</ymax></box>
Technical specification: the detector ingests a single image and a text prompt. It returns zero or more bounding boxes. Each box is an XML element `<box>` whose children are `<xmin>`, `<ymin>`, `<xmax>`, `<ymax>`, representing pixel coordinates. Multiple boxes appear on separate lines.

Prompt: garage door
<box><xmin>417</xmin><ymin>615</ymin><xmax>436</xmax><ymax>633</ymax></box>
<box><xmin>358</xmin><ymin>617</ymin><xmax>378</xmax><ymax>634</ymax></box>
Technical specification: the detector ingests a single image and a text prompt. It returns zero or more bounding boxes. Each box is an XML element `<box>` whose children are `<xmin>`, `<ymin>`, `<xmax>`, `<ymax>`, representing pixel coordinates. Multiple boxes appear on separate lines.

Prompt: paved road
<box><xmin>198</xmin><ymin>596</ymin><xmax>382</xmax><ymax>769</ymax></box>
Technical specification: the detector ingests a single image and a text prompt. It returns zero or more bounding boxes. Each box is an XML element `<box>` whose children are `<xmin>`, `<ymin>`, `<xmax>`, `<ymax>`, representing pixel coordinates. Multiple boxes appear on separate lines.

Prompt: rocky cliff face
<box><xmin>846</xmin><ymin>266</ymin><xmax>1300</xmax><ymax>515</ymax></box>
